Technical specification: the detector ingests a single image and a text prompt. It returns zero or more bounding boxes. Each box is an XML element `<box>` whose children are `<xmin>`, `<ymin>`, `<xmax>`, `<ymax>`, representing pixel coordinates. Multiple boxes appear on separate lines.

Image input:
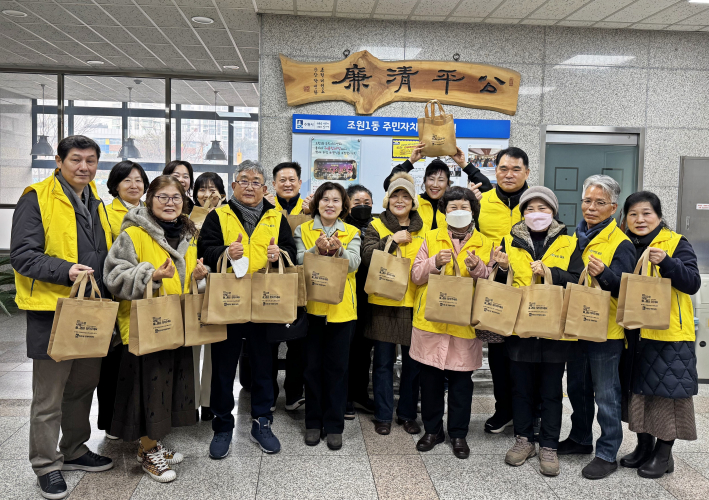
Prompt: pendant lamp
<box><xmin>204</xmin><ymin>90</ymin><xmax>226</xmax><ymax>161</ymax></box>
<box><xmin>30</xmin><ymin>84</ymin><xmax>55</xmax><ymax>156</ymax></box>
<box><xmin>118</xmin><ymin>86</ymin><xmax>141</xmax><ymax>159</ymax></box>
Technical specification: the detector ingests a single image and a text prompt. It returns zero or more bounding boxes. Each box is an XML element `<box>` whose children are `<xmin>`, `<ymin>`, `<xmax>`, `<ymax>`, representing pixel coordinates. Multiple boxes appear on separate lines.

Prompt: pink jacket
<box><xmin>409</xmin><ymin>231</ymin><xmax>495</xmax><ymax>372</ymax></box>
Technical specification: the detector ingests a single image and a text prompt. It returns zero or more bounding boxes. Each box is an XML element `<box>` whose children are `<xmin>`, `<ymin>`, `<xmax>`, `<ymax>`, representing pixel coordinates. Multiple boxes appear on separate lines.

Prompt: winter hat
<box><xmin>519</xmin><ymin>186</ymin><xmax>559</xmax><ymax>216</ymax></box>
<box><xmin>383</xmin><ymin>172</ymin><xmax>419</xmax><ymax>210</ymax></box>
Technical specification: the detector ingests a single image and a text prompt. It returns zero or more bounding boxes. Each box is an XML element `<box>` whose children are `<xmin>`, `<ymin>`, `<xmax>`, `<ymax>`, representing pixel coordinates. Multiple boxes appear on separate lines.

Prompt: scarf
<box><xmin>379</xmin><ymin>209</ymin><xmax>424</xmax><ymax>234</ymax></box>
<box><xmin>576</xmin><ymin>217</ymin><xmax>613</xmax><ymax>252</ymax></box>
<box><xmin>627</xmin><ymin>224</ymin><xmax>663</xmax><ymax>261</ymax></box>
<box><xmin>57</xmin><ymin>171</ymin><xmax>92</xmax><ymax>229</ymax></box>
<box><xmin>449</xmin><ymin>223</ymin><xmax>474</xmax><ymax>241</ymax></box>
<box><xmin>496</xmin><ymin>183</ymin><xmax>528</xmax><ymax>210</ymax></box>
<box><xmin>120</xmin><ymin>198</ymin><xmax>141</xmax><ymax>209</ymax></box>
<box><xmin>154</xmin><ymin>216</ymin><xmax>185</xmax><ymax>250</ymax></box>
<box><xmin>230</xmin><ymin>195</ymin><xmax>263</xmax><ymax>236</ymax></box>
<box><xmin>277</xmin><ymin>193</ymin><xmax>301</xmax><ymax>214</ymax></box>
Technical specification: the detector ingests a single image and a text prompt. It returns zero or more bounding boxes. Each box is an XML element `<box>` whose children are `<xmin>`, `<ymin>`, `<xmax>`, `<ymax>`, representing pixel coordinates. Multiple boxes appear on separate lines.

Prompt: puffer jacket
<box><xmin>632</xmin><ymin>337</ymin><xmax>698</xmax><ymax>399</ymax></box>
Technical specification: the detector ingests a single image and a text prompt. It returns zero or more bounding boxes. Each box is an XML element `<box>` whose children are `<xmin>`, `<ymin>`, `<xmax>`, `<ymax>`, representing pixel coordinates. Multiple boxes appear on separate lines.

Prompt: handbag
<box><xmin>418</xmin><ymin>100</ymin><xmax>456</xmax><ymax>157</ymax></box>
<box><xmin>364</xmin><ymin>235</ymin><xmax>411</xmax><ymax>301</ymax></box>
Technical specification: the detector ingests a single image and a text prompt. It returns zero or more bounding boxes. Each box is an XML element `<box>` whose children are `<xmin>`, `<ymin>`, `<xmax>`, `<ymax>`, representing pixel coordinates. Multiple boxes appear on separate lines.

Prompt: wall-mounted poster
<box><xmin>310</xmin><ymin>137</ymin><xmax>361</xmax><ymax>194</ymax></box>
<box><xmin>468</xmin><ymin>147</ymin><xmax>501</xmax><ymax>184</ymax></box>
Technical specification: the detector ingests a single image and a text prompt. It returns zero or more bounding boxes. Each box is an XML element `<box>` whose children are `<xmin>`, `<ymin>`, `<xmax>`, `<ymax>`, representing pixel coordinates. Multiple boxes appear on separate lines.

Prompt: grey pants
<box><xmin>30</xmin><ymin>357</ymin><xmax>102</xmax><ymax>476</ymax></box>
<box><xmin>192</xmin><ymin>344</ymin><xmax>212</xmax><ymax>408</ymax></box>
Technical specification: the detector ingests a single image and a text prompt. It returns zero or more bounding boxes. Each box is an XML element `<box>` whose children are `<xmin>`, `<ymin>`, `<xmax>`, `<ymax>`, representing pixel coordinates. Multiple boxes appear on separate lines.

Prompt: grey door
<box><xmin>543</xmin><ymin>132</ymin><xmax>640</xmax><ymax>229</ymax></box>
<box><xmin>679</xmin><ymin>157</ymin><xmax>709</xmax><ymax>274</ymax></box>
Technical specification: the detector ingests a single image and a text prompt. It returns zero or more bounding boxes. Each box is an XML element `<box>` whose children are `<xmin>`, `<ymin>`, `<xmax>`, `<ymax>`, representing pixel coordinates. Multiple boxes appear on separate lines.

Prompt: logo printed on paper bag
<box><xmin>378</xmin><ymin>267</ymin><xmax>395</xmax><ymax>283</ymax></box>
<box><xmin>528</xmin><ymin>302</ymin><xmax>548</xmax><ymax>318</ymax></box>
<box><xmin>482</xmin><ymin>296</ymin><xmax>503</xmax><ymax>316</ymax></box>
<box><xmin>438</xmin><ymin>292</ymin><xmax>457</xmax><ymax>308</ymax></box>
<box><xmin>310</xmin><ymin>271</ymin><xmax>328</xmax><ymax>288</ymax></box>
<box><xmin>262</xmin><ymin>291</ymin><xmax>282</xmax><ymax>307</ymax></box>
<box><xmin>151</xmin><ymin>316</ymin><xmax>172</xmax><ymax>334</ymax></box>
<box><xmin>222</xmin><ymin>291</ymin><xmax>243</xmax><ymax>307</ymax></box>
<box><xmin>73</xmin><ymin>320</ymin><xmax>98</xmax><ymax>339</ymax></box>
<box><xmin>641</xmin><ymin>293</ymin><xmax>659</xmax><ymax>311</ymax></box>
<box><xmin>582</xmin><ymin>305</ymin><xmax>600</xmax><ymax>323</ymax></box>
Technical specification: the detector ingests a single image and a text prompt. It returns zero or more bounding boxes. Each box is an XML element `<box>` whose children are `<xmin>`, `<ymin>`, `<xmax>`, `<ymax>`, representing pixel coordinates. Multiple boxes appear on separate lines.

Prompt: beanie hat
<box><xmin>383</xmin><ymin>172</ymin><xmax>419</xmax><ymax>210</ymax></box>
<box><xmin>519</xmin><ymin>186</ymin><xmax>559</xmax><ymax>216</ymax></box>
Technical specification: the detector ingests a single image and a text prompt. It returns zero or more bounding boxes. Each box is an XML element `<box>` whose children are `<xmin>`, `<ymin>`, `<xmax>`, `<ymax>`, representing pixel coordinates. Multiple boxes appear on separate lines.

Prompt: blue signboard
<box><xmin>292</xmin><ymin>114</ymin><xmax>510</xmax><ymax>139</ymax></box>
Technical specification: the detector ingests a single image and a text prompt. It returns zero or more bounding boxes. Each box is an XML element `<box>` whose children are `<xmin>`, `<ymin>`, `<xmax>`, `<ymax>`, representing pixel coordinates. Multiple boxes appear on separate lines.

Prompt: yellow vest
<box><xmin>105</xmin><ymin>198</ymin><xmax>129</xmax><ymax>241</ymax></box>
<box><xmin>14</xmin><ymin>170</ymin><xmax>113</xmax><ymax>311</ymax></box>
<box><xmin>274</xmin><ymin>196</ymin><xmax>305</xmax><ymax>215</ymax></box>
<box><xmin>641</xmin><ymin>229</ymin><xmax>695</xmax><ymax>342</ymax></box>
<box><xmin>412</xmin><ymin>228</ymin><xmax>494</xmax><ymax>339</ymax></box>
<box><xmin>417</xmin><ymin>195</ymin><xmax>447</xmax><ymax>231</ymax></box>
<box><xmin>367</xmin><ymin>217</ymin><xmax>425</xmax><ymax>308</ymax></box>
<box><xmin>505</xmin><ymin>230</ymin><xmax>578</xmax><ymax>341</ymax></box>
<box><xmin>300</xmin><ymin>218</ymin><xmax>360</xmax><ymax>323</ymax></box>
<box><xmin>575</xmin><ymin>219</ymin><xmax>630</xmax><ymax>340</ymax></box>
<box><xmin>478</xmin><ymin>189</ymin><xmax>523</xmax><ymax>245</ymax></box>
<box><xmin>214</xmin><ymin>205</ymin><xmax>283</xmax><ymax>275</ymax></box>
<box><xmin>115</xmin><ymin>227</ymin><xmax>198</xmax><ymax>344</ymax></box>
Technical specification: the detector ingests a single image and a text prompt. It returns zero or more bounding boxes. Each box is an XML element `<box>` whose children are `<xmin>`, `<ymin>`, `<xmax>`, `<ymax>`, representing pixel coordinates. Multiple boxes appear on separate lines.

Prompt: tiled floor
<box><xmin>1</xmin><ymin>311</ymin><xmax>708</xmax><ymax>500</ymax></box>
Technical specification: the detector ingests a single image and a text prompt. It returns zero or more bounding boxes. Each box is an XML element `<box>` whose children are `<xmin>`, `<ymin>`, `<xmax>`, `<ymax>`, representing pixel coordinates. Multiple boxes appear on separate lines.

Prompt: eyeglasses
<box><xmin>581</xmin><ymin>199</ymin><xmax>615</xmax><ymax>208</ymax></box>
<box><xmin>155</xmin><ymin>195</ymin><xmax>183</xmax><ymax>205</ymax></box>
<box><xmin>236</xmin><ymin>180</ymin><xmax>263</xmax><ymax>189</ymax></box>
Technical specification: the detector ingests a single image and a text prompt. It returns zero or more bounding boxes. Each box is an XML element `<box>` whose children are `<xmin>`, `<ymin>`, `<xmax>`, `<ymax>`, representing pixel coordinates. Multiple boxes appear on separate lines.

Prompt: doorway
<box><xmin>541</xmin><ymin>126</ymin><xmax>644</xmax><ymax>228</ymax></box>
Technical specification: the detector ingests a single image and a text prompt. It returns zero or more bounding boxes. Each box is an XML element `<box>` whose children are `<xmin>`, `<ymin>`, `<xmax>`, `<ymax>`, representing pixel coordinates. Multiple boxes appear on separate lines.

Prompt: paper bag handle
<box><xmin>532</xmin><ymin>264</ymin><xmax>554</xmax><ymax>285</ymax></box>
<box><xmin>69</xmin><ymin>271</ymin><xmax>102</xmax><ymax>300</ymax></box>
<box><xmin>424</xmin><ymin>99</ymin><xmax>446</xmax><ymax>119</ymax></box>
<box><xmin>577</xmin><ymin>267</ymin><xmax>602</xmax><ymax>289</ymax></box>
<box><xmin>217</xmin><ymin>249</ymin><xmax>230</xmax><ymax>274</ymax></box>
<box><xmin>444</xmin><ymin>248</ymin><xmax>463</xmax><ymax>277</ymax></box>
<box><xmin>383</xmin><ymin>235</ymin><xmax>403</xmax><ymax>258</ymax></box>
<box><xmin>143</xmin><ymin>280</ymin><xmax>167</xmax><ymax>300</ymax></box>
<box><xmin>487</xmin><ymin>263</ymin><xmax>515</xmax><ymax>287</ymax></box>
<box><xmin>265</xmin><ymin>253</ymin><xmax>286</xmax><ymax>275</ymax></box>
<box><xmin>633</xmin><ymin>248</ymin><xmax>660</xmax><ymax>278</ymax></box>
<box><xmin>279</xmin><ymin>248</ymin><xmax>296</xmax><ymax>267</ymax></box>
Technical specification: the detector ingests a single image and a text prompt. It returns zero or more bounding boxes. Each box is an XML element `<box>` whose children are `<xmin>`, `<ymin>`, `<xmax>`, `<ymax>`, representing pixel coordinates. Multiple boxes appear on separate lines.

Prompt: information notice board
<box><xmin>291</xmin><ymin>114</ymin><xmax>510</xmax><ymax>210</ymax></box>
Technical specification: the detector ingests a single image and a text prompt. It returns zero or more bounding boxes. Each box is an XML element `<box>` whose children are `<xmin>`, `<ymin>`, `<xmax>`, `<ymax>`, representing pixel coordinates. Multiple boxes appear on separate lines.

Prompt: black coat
<box><xmin>496</xmin><ymin>220</ymin><xmax>584</xmax><ymax>364</ymax></box>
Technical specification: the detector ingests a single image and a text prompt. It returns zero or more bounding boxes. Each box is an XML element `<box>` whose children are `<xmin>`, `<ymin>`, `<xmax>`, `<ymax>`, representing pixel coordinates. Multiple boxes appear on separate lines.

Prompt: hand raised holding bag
<box><xmin>418</xmin><ymin>100</ymin><xmax>457</xmax><ymax>157</ymax></box>
<box><xmin>562</xmin><ymin>267</ymin><xmax>610</xmax><ymax>342</ymax></box>
<box><xmin>201</xmin><ymin>249</ymin><xmax>252</xmax><ymax>325</ymax></box>
<box><xmin>616</xmin><ymin>248</ymin><xmax>672</xmax><ymax>329</ymax></box>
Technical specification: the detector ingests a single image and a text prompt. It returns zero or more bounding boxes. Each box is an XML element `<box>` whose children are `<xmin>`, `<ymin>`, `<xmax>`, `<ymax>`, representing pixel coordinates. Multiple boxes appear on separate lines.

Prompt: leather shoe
<box><xmin>416</xmin><ymin>429</ymin><xmax>445</xmax><ymax>452</ymax></box>
<box><xmin>621</xmin><ymin>433</ymin><xmax>655</xmax><ymax>468</ymax></box>
<box><xmin>397</xmin><ymin>418</ymin><xmax>421</xmax><ymax>435</ymax></box>
<box><xmin>582</xmin><ymin>457</ymin><xmax>618</xmax><ymax>480</ymax></box>
<box><xmin>558</xmin><ymin>437</ymin><xmax>594</xmax><ymax>456</ymax></box>
<box><xmin>451</xmin><ymin>438</ymin><xmax>470</xmax><ymax>459</ymax></box>
<box><xmin>638</xmin><ymin>440</ymin><xmax>674</xmax><ymax>479</ymax></box>
<box><xmin>374</xmin><ymin>420</ymin><xmax>391</xmax><ymax>435</ymax></box>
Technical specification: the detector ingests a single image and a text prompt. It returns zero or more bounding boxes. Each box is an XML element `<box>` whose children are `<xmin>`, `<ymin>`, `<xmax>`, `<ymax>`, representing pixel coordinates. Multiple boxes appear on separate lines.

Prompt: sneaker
<box><xmin>505</xmin><ymin>436</ymin><xmax>537</xmax><ymax>466</ymax></box>
<box><xmin>137</xmin><ymin>440</ymin><xmax>184</xmax><ymax>465</ymax></box>
<box><xmin>344</xmin><ymin>402</ymin><xmax>356</xmax><ymax>420</ymax></box>
<box><xmin>353</xmin><ymin>398</ymin><xmax>375</xmax><ymax>414</ymax></box>
<box><xmin>61</xmin><ymin>450</ymin><xmax>113</xmax><ymax>472</ymax></box>
<box><xmin>558</xmin><ymin>437</ymin><xmax>594</xmax><ymax>456</ymax></box>
<box><xmin>105</xmin><ymin>432</ymin><xmax>119</xmax><ymax>440</ymax></box>
<box><xmin>539</xmin><ymin>447</ymin><xmax>560</xmax><ymax>477</ymax></box>
<box><xmin>142</xmin><ymin>446</ymin><xmax>176</xmax><ymax>483</ymax></box>
<box><xmin>485</xmin><ymin>412</ymin><xmax>513</xmax><ymax>434</ymax></box>
<box><xmin>37</xmin><ymin>470</ymin><xmax>67</xmax><ymax>500</ymax></box>
<box><xmin>250</xmin><ymin>417</ymin><xmax>281</xmax><ymax>454</ymax></box>
<box><xmin>209</xmin><ymin>431</ymin><xmax>232</xmax><ymax>460</ymax></box>
<box><xmin>285</xmin><ymin>397</ymin><xmax>305</xmax><ymax>411</ymax></box>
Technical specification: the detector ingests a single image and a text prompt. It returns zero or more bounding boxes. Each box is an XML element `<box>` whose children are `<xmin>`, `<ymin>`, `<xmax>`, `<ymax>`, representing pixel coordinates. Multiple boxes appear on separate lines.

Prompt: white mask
<box><xmin>446</xmin><ymin>210</ymin><xmax>473</xmax><ymax>229</ymax></box>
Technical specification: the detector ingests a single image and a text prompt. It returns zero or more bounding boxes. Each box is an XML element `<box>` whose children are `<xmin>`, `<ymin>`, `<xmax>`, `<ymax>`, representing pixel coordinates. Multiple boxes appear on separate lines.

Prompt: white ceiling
<box><xmin>253</xmin><ymin>0</ymin><xmax>709</xmax><ymax>31</ymax></box>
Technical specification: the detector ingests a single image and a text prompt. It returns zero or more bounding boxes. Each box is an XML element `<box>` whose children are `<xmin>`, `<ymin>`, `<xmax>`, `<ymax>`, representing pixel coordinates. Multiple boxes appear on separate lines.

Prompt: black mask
<box><xmin>350</xmin><ymin>204</ymin><xmax>372</xmax><ymax>221</ymax></box>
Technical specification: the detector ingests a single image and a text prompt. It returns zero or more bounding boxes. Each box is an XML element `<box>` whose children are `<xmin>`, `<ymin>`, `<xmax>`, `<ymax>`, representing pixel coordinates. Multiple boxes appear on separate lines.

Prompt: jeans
<box><xmin>420</xmin><ymin>363</ymin><xmax>474</xmax><ymax>439</ymax></box>
<box><xmin>211</xmin><ymin>323</ymin><xmax>274</xmax><ymax>433</ymax></box>
<box><xmin>510</xmin><ymin>360</ymin><xmax>565</xmax><ymax>449</ymax></box>
<box><xmin>372</xmin><ymin>341</ymin><xmax>421</xmax><ymax>423</ymax></box>
<box><xmin>567</xmin><ymin>339</ymin><xmax>624</xmax><ymax>462</ymax></box>
<box><xmin>304</xmin><ymin>316</ymin><xmax>355</xmax><ymax>434</ymax></box>
<box><xmin>488</xmin><ymin>342</ymin><xmax>513</xmax><ymax>420</ymax></box>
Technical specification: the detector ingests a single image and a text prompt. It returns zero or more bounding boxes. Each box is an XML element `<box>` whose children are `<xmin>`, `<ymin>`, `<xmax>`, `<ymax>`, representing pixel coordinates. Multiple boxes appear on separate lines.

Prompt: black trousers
<box><xmin>271</xmin><ymin>338</ymin><xmax>306</xmax><ymax>404</ymax></box>
<box><xmin>304</xmin><ymin>316</ymin><xmax>355</xmax><ymax>434</ymax></box>
<box><xmin>347</xmin><ymin>300</ymin><xmax>373</xmax><ymax>404</ymax></box>
<box><xmin>488</xmin><ymin>342</ymin><xmax>513</xmax><ymax>420</ymax></box>
<box><xmin>211</xmin><ymin>322</ymin><xmax>274</xmax><ymax>433</ymax></box>
<box><xmin>420</xmin><ymin>363</ymin><xmax>474</xmax><ymax>439</ymax></box>
<box><xmin>96</xmin><ymin>345</ymin><xmax>122</xmax><ymax>431</ymax></box>
<box><xmin>509</xmin><ymin>360</ymin><xmax>565</xmax><ymax>449</ymax></box>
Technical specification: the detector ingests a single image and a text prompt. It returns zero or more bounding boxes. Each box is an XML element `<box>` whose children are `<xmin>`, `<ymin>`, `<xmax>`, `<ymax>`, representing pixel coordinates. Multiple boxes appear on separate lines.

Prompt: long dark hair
<box><xmin>146</xmin><ymin>175</ymin><xmax>196</xmax><ymax>237</ymax></box>
<box><xmin>622</xmin><ymin>190</ymin><xmax>669</xmax><ymax>232</ymax></box>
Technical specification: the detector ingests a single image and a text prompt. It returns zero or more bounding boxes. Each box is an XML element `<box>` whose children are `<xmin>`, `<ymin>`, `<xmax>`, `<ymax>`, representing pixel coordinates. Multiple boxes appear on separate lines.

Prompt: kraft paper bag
<box><xmin>278</xmin><ymin>249</ymin><xmax>307</xmax><ymax>307</ymax></box>
<box><xmin>252</xmin><ymin>254</ymin><xmax>299</xmax><ymax>324</ymax></box>
<box><xmin>562</xmin><ymin>268</ymin><xmax>610</xmax><ymax>342</ymax></box>
<box><xmin>515</xmin><ymin>265</ymin><xmax>565</xmax><ymax>339</ymax></box>
<box><xmin>181</xmin><ymin>276</ymin><xmax>227</xmax><ymax>347</ymax></box>
<box><xmin>282</xmin><ymin>210</ymin><xmax>312</xmax><ymax>236</ymax></box>
<box><xmin>418</xmin><ymin>100</ymin><xmax>457</xmax><ymax>157</ymax></box>
<box><xmin>470</xmin><ymin>265</ymin><xmax>523</xmax><ymax>337</ymax></box>
<box><xmin>201</xmin><ymin>250</ymin><xmax>252</xmax><ymax>325</ymax></box>
<box><xmin>47</xmin><ymin>272</ymin><xmax>118</xmax><ymax>362</ymax></box>
<box><xmin>129</xmin><ymin>283</ymin><xmax>184</xmax><ymax>356</ymax></box>
<box><xmin>303</xmin><ymin>251</ymin><xmax>349</xmax><ymax>305</ymax></box>
<box><xmin>364</xmin><ymin>236</ymin><xmax>411</xmax><ymax>301</ymax></box>
<box><xmin>424</xmin><ymin>253</ymin><xmax>474</xmax><ymax>327</ymax></box>
<box><xmin>189</xmin><ymin>194</ymin><xmax>222</xmax><ymax>230</ymax></box>
<box><xmin>616</xmin><ymin>248</ymin><xmax>672</xmax><ymax>330</ymax></box>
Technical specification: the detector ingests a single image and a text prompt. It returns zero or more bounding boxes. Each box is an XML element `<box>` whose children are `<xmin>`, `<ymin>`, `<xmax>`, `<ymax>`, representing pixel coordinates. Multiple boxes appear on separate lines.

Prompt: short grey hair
<box><xmin>233</xmin><ymin>160</ymin><xmax>267</xmax><ymax>183</ymax></box>
<box><xmin>582</xmin><ymin>175</ymin><xmax>621</xmax><ymax>204</ymax></box>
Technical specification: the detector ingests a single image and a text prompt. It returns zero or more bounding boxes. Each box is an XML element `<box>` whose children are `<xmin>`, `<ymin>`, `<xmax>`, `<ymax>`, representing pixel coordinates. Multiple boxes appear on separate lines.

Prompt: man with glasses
<box><xmin>198</xmin><ymin>160</ymin><xmax>297</xmax><ymax>457</ymax></box>
<box><xmin>11</xmin><ymin>135</ymin><xmax>114</xmax><ymax>499</ymax></box>
<box><xmin>558</xmin><ymin>175</ymin><xmax>636</xmax><ymax>479</ymax></box>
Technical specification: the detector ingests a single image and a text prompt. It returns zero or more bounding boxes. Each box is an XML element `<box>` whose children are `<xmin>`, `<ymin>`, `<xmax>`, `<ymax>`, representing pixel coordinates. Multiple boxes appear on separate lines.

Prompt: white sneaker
<box><xmin>142</xmin><ymin>447</ymin><xmax>176</xmax><ymax>483</ymax></box>
<box><xmin>105</xmin><ymin>432</ymin><xmax>119</xmax><ymax>440</ymax></box>
<box><xmin>137</xmin><ymin>440</ymin><xmax>184</xmax><ymax>465</ymax></box>
<box><xmin>285</xmin><ymin>398</ymin><xmax>305</xmax><ymax>411</ymax></box>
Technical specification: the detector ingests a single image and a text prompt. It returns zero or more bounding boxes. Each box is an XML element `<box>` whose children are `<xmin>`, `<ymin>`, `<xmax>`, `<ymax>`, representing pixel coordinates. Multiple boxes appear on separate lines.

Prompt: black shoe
<box><xmin>621</xmin><ymin>433</ymin><xmax>655</xmax><ymax>469</ymax></box>
<box><xmin>354</xmin><ymin>398</ymin><xmax>375</xmax><ymax>414</ymax></box>
<box><xmin>327</xmin><ymin>433</ymin><xmax>343</xmax><ymax>450</ymax></box>
<box><xmin>484</xmin><ymin>412</ymin><xmax>512</xmax><ymax>434</ymax></box>
<box><xmin>451</xmin><ymin>437</ymin><xmax>470</xmax><ymax>459</ymax></box>
<box><xmin>397</xmin><ymin>418</ymin><xmax>421</xmax><ymax>435</ymax></box>
<box><xmin>344</xmin><ymin>402</ymin><xmax>356</xmax><ymax>420</ymax></box>
<box><xmin>37</xmin><ymin>470</ymin><xmax>67</xmax><ymax>500</ymax></box>
<box><xmin>638</xmin><ymin>440</ymin><xmax>674</xmax><ymax>479</ymax></box>
<box><xmin>305</xmin><ymin>429</ymin><xmax>322</xmax><ymax>446</ymax></box>
<box><xmin>557</xmin><ymin>437</ymin><xmax>594</xmax><ymax>456</ymax></box>
<box><xmin>582</xmin><ymin>457</ymin><xmax>618</xmax><ymax>480</ymax></box>
<box><xmin>373</xmin><ymin>420</ymin><xmax>391</xmax><ymax>435</ymax></box>
<box><xmin>416</xmin><ymin>429</ymin><xmax>445</xmax><ymax>452</ymax></box>
<box><xmin>61</xmin><ymin>450</ymin><xmax>113</xmax><ymax>472</ymax></box>
<box><xmin>201</xmin><ymin>406</ymin><xmax>215</xmax><ymax>421</ymax></box>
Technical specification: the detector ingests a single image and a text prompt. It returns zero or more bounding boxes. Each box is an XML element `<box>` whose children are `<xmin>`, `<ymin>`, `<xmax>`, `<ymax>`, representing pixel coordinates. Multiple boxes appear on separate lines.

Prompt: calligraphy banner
<box><xmin>281</xmin><ymin>50</ymin><xmax>521</xmax><ymax>115</ymax></box>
